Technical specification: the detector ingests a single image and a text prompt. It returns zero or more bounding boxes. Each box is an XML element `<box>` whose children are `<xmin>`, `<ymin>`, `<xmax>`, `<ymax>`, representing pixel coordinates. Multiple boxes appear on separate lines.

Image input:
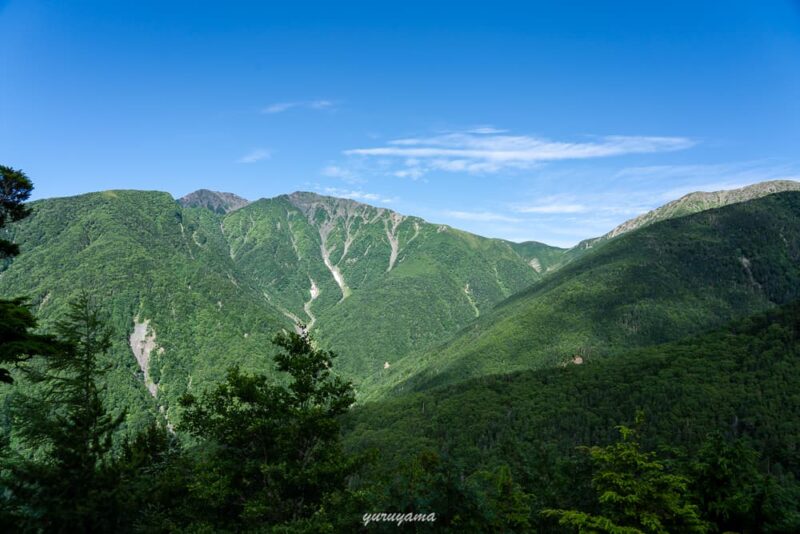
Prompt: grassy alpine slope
<box><xmin>363</xmin><ymin>191</ymin><xmax>800</xmax><ymax>399</ymax></box>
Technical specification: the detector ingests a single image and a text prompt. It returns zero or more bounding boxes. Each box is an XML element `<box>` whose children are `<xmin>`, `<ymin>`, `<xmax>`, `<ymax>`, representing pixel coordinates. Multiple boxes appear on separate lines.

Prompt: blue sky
<box><xmin>2</xmin><ymin>1</ymin><xmax>799</xmax><ymax>247</ymax></box>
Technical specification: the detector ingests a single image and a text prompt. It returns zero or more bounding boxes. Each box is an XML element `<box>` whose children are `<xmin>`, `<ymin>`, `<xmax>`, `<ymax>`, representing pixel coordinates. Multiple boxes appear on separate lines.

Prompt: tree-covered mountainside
<box><xmin>221</xmin><ymin>191</ymin><xmax>558</xmax><ymax>378</ymax></box>
<box><xmin>343</xmin><ymin>300</ymin><xmax>800</xmax><ymax>531</ymax></box>
<box><xmin>4</xmin><ymin>175</ymin><xmax>800</xmax><ymax>530</ymax></box>
<box><xmin>364</xmin><ymin>191</ymin><xmax>800</xmax><ymax>399</ymax></box>
<box><xmin>0</xmin><ymin>190</ymin><xmax>292</xmax><ymax>430</ymax></box>
<box><xmin>0</xmin><ymin>189</ymin><xmax>561</xmax><ymax>422</ymax></box>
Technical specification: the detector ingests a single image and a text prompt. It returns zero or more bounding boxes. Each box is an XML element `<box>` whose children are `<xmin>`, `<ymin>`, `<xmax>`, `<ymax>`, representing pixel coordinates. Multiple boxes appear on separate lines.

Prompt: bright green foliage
<box><xmin>2</xmin><ymin>294</ymin><xmax>125</xmax><ymax>531</ymax></box>
<box><xmin>3</xmin><ymin>181</ymin><xmax>800</xmax><ymax>531</ymax></box>
<box><xmin>0</xmin><ymin>190</ymin><xmax>292</xmax><ymax>432</ymax></box>
<box><xmin>176</xmin><ymin>331</ymin><xmax>358</xmax><ymax>532</ymax></box>
<box><xmin>0</xmin><ymin>189</ymin><xmax>560</xmax><ymax>423</ymax></box>
<box><xmin>543</xmin><ymin>414</ymin><xmax>707</xmax><ymax>533</ymax></box>
<box><xmin>212</xmin><ymin>191</ymin><xmax>555</xmax><ymax>379</ymax></box>
<box><xmin>369</xmin><ymin>192</ymin><xmax>800</xmax><ymax>398</ymax></box>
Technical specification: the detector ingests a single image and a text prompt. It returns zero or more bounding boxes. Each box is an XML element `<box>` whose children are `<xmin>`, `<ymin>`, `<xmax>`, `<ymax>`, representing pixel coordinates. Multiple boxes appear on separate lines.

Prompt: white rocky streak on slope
<box><xmin>385</xmin><ymin>212</ymin><xmax>405</xmax><ymax>272</ymax></box>
<box><xmin>220</xmin><ymin>221</ymin><xmax>236</xmax><ymax>259</ymax></box>
<box><xmin>739</xmin><ymin>256</ymin><xmax>762</xmax><ymax>290</ymax></box>
<box><xmin>288</xmin><ymin>194</ymin><xmax>353</xmax><ymax>300</ymax></box>
<box><xmin>191</xmin><ymin>230</ymin><xmax>204</xmax><ymax>248</ymax></box>
<box><xmin>304</xmin><ymin>278</ymin><xmax>319</xmax><ymax>329</ymax></box>
<box><xmin>342</xmin><ymin>215</ymin><xmax>358</xmax><ymax>260</ymax></box>
<box><xmin>129</xmin><ymin>318</ymin><xmax>158</xmax><ymax>397</ymax></box>
<box><xmin>319</xmin><ymin>231</ymin><xmax>350</xmax><ymax>300</ymax></box>
<box><xmin>463</xmin><ymin>283</ymin><xmax>480</xmax><ymax>317</ymax></box>
<box><xmin>528</xmin><ymin>258</ymin><xmax>542</xmax><ymax>273</ymax></box>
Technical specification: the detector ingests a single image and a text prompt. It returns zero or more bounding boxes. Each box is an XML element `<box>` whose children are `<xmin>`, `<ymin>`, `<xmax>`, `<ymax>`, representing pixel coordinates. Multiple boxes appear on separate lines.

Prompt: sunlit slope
<box><xmin>0</xmin><ymin>190</ymin><xmax>292</xmax><ymax>427</ymax></box>
<box><xmin>218</xmin><ymin>192</ymin><xmax>564</xmax><ymax>377</ymax></box>
<box><xmin>0</xmin><ymin>189</ymin><xmax>564</xmax><ymax>411</ymax></box>
<box><xmin>364</xmin><ymin>192</ymin><xmax>800</xmax><ymax>399</ymax></box>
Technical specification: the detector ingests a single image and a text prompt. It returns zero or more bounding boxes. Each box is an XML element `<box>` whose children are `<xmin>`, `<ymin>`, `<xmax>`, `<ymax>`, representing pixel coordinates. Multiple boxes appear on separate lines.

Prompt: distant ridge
<box><xmin>572</xmin><ymin>179</ymin><xmax>800</xmax><ymax>252</ymax></box>
<box><xmin>179</xmin><ymin>189</ymin><xmax>250</xmax><ymax>214</ymax></box>
<box><xmin>605</xmin><ymin>179</ymin><xmax>800</xmax><ymax>239</ymax></box>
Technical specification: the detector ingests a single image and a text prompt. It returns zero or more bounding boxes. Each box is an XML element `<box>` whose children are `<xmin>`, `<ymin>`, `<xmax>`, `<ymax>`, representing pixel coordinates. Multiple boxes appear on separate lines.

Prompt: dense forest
<box><xmin>2</xmin><ymin>166</ymin><xmax>800</xmax><ymax>532</ymax></box>
<box><xmin>0</xmin><ymin>186</ymin><xmax>564</xmax><ymax>431</ymax></box>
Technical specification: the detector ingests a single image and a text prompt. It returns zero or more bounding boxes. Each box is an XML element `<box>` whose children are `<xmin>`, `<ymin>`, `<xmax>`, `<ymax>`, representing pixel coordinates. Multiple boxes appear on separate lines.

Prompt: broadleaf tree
<box><xmin>178</xmin><ymin>329</ymin><xmax>360</xmax><ymax>531</ymax></box>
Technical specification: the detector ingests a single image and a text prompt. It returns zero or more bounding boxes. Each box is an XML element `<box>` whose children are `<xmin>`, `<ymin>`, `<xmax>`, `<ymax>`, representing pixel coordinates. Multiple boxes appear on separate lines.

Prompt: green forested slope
<box><xmin>0</xmin><ymin>190</ymin><xmax>292</xmax><ymax>430</ymax></box>
<box><xmin>365</xmin><ymin>192</ymin><xmax>800</xmax><ymax>398</ymax></box>
<box><xmin>198</xmin><ymin>191</ymin><xmax>560</xmax><ymax>377</ymax></box>
<box><xmin>344</xmin><ymin>300</ymin><xmax>800</xmax><ymax>531</ymax></box>
<box><xmin>0</xmin><ymin>189</ymin><xmax>561</xmax><ymax>421</ymax></box>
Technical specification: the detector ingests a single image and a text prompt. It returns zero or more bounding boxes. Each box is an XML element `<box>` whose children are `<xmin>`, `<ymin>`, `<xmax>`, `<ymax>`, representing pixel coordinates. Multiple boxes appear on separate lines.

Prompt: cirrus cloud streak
<box><xmin>344</xmin><ymin>131</ymin><xmax>695</xmax><ymax>177</ymax></box>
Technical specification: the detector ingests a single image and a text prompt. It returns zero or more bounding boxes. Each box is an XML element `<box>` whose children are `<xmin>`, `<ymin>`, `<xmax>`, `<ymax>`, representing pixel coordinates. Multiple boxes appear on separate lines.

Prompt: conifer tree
<box><xmin>543</xmin><ymin>413</ymin><xmax>708</xmax><ymax>534</ymax></box>
<box><xmin>0</xmin><ymin>165</ymin><xmax>33</xmax><ymax>261</ymax></box>
<box><xmin>0</xmin><ymin>165</ymin><xmax>55</xmax><ymax>384</ymax></box>
<box><xmin>3</xmin><ymin>294</ymin><xmax>125</xmax><ymax>531</ymax></box>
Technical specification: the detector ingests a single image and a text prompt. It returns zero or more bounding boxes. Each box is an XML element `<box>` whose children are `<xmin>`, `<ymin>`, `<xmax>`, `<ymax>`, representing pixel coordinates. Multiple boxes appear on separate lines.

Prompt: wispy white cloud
<box><xmin>322</xmin><ymin>187</ymin><xmax>395</xmax><ymax>204</ymax></box>
<box><xmin>386</xmin><ymin>160</ymin><xmax>798</xmax><ymax>248</ymax></box>
<box><xmin>261</xmin><ymin>99</ymin><xmax>335</xmax><ymax>114</ymax></box>
<box><xmin>616</xmin><ymin>161</ymin><xmax>800</xmax><ymax>201</ymax></box>
<box><xmin>308</xmin><ymin>99</ymin><xmax>334</xmax><ymax>110</ymax></box>
<box><xmin>466</xmin><ymin>126</ymin><xmax>509</xmax><ymax>134</ymax></box>
<box><xmin>512</xmin><ymin>191</ymin><xmax>665</xmax><ymax>220</ymax></box>
<box><xmin>321</xmin><ymin>165</ymin><xmax>363</xmax><ymax>184</ymax></box>
<box><xmin>344</xmin><ymin>130</ymin><xmax>695</xmax><ymax>177</ymax></box>
<box><xmin>443</xmin><ymin>210</ymin><xmax>522</xmax><ymax>222</ymax></box>
<box><xmin>237</xmin><ymin>148</ymin><xmax>271</xmax><ymax>163</ymax></box>
<box><xmin>393</xmin><ymin>168</ymin><xmax>425</xmax><ymax>179</ymax></box>
<box><xmin>262</xmin><ymin>102</ymin><xmax>295</xmax><ymax>114</ymax></box>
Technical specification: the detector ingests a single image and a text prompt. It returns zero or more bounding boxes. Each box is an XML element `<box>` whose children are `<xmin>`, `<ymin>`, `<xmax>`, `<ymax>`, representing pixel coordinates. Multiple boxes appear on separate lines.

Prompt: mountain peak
<box><xmin>179</xmin><ymin>189</ymin><xmax>250</xmax><ymax>214</ymax></box>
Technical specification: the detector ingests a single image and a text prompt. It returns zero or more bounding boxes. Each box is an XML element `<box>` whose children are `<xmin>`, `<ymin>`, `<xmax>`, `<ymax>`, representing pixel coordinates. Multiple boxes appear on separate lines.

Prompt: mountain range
<box><xmin>1</xmin><ymin>180</ymin><xmax>798</xmax><ymax>427</ymax></box>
